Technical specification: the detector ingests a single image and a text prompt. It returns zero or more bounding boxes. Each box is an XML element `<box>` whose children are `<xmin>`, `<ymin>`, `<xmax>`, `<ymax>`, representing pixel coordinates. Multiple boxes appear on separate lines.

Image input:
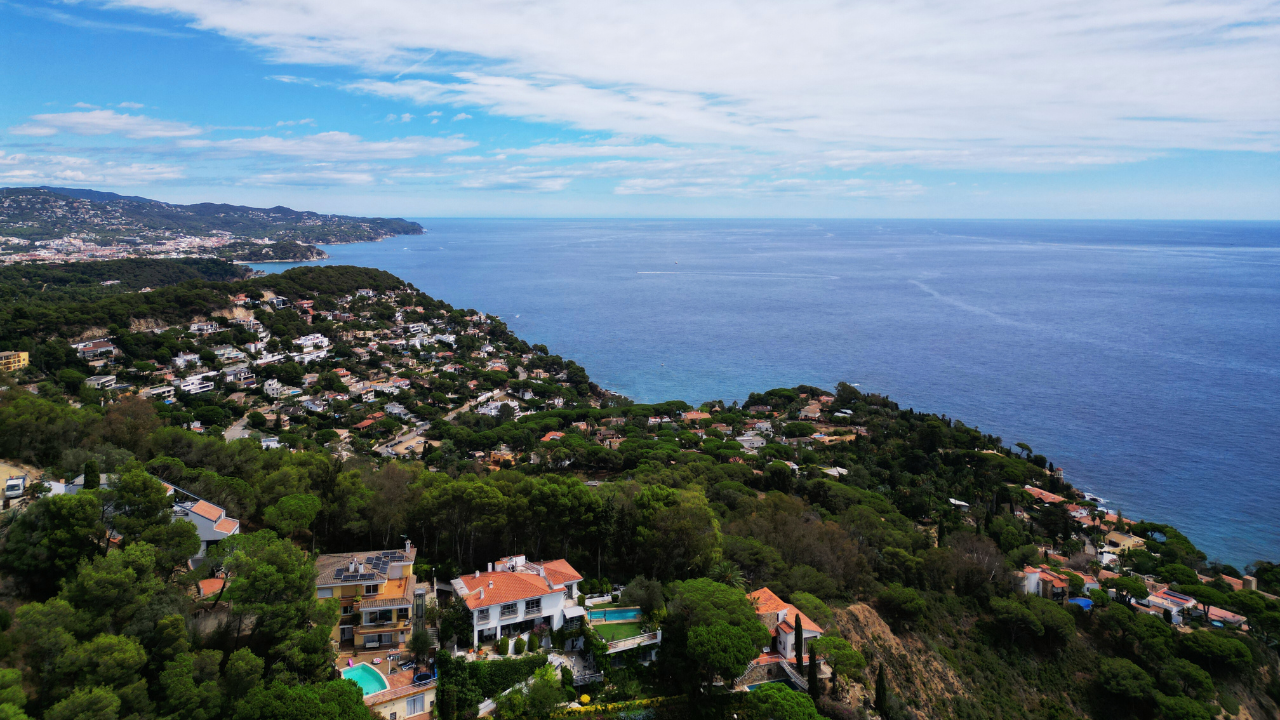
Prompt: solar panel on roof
<box><xmin>333</xmin><ymin>568</ymin><xmax>345</xmax><ymax>578</ymax></box>
<box><xmin>342</xmin><ymin>573</ymin><xmax>359</xmax><ymax>581</ymax></box>
<box><xmin>359</xmin><ymin>573</ymin><xmax>376</xmax><ymax>581</ymax></box>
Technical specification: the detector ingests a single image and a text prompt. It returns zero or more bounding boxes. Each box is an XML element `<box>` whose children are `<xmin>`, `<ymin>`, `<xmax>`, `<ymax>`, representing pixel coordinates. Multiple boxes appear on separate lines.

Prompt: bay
<box><xmin>252</xmin><ymin>218</ymin><xmax>1280</xmax><ymax>567</ymax></box>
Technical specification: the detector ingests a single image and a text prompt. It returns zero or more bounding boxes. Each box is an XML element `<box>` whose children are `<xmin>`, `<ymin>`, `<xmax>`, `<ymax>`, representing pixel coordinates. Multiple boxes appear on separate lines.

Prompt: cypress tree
<box><xmin>794</xmin><ymin>613</ymin><xmax>804</xmax><ymax>674</ymax></box>
<box><xmin>875</xmin><ymin>664</ymin><xmax>887</xmax><ymax>713</ymax></box>
<box><xmin>808</xmin><ymin>643</ymin><xmax>819</xmax><ymax>701</ymax></box>
<box><xmin>81</xmin><ymin>460</ymin><xmax>100</xmax><ymax>490</ymax></box>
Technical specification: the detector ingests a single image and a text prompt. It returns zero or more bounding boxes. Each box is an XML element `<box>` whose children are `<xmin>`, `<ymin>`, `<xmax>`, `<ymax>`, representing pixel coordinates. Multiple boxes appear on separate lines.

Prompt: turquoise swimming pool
<box><xmin>341</xmin><ymin>663</ymin><xmax>388</xmax><ymax>696</ymax></box>
<box><xmin>589</xmin><ymin>607</ymin><xmax>642</xmax><ymax>622</ymax></box>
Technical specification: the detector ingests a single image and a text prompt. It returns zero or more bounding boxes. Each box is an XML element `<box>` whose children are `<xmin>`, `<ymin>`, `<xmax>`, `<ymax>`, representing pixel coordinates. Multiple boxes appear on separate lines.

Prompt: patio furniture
<box><xmin>372</xmin><ymin>658</ymin><xmax>382</xmax><ymax>665</ymax></box>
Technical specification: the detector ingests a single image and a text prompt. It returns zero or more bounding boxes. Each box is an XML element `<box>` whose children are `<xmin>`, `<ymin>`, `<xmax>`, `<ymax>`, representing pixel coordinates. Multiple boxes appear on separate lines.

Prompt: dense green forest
<box><xmin>0</xmin><ymin>261</ymin><xmax>1276</xmax><ymax>720</ymax></box>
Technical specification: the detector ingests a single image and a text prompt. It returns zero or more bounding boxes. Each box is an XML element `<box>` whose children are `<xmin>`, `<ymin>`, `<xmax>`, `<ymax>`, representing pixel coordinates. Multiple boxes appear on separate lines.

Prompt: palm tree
<box><xmin>707</xmin><ymin>560</ymin><xmax>745</xmax><ymax>589</ymax></box>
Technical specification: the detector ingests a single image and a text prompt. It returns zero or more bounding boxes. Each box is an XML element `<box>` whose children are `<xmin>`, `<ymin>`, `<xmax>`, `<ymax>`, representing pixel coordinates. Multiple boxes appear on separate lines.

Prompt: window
<box><xmin>406</xmin><ymin>694</ymin><xmax>425</xmax><ymax>715</ymax></box>
<box><xmin>317</xmin><ymin>588</ymin><xmax>334</xmax><ymax>599</ymax></box>
<box><xmin>476</xmin><ymin>608</ymin><xmax>490</xmax><ymax>623</ymax></box>
<box><xmin>364</xmin><ymin>584</ymin><xmax>379</xmax><ymax>595</ymax></box>
<box><xmin>524</xmin><ymin>598</ymin><xmax>541</xmax><ymax>614</ymax></box>
<box><xmin>500</xmin><ymin>603</ymin><xmax>518</xmax><ymax>618</ymax></box>
<box><xmin>341</xmin><ymin>604</ymin><xmax>354</xmax><ymax>616</ymax></box>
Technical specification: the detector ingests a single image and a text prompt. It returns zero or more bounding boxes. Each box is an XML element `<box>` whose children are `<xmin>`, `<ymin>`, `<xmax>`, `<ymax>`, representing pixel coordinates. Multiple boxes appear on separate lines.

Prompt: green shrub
<box><xmin>513</xmin><ymin>637</ymin><xmax>526</xmax><ymax>655</ymax></box>
<box><xmin>497</xmin><ymin>637</ymin><xmax>509</xmax><ymax>656</ymax></box>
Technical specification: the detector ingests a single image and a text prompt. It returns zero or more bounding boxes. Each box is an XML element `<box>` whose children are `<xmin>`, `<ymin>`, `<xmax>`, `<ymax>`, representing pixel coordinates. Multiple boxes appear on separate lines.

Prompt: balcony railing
<box><xmin>605</xmin><ymin>630</ymin><xmax>661</xmax><ymax>654</ymax></box>
<box><xmin>499</xmin><ymin>607</ymin><xmax>518</xmax><ymax>619</ymax></box>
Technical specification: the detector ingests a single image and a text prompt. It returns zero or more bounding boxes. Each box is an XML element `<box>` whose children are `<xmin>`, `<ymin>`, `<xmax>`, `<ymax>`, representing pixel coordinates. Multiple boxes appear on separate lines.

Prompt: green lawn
<box><xmin>594</xmin><ymin>622</ymin><xmax>644</xmax><ymax>642</ymax></box>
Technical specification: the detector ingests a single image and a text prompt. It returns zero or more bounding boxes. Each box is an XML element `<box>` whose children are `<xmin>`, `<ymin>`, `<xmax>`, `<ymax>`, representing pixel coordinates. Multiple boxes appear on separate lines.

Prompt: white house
<box><xmin>748</xmin><ymin>587</ymin><xmax>823</xmax><ymax>660</ymax></box>
<box><xmin>296</xmin><ymin>333</ymin><xmax>330</xmax><ymax>348</ymax></box>
<box><xmin>736</xmin><ymin>432</ymin><xmax>766</xmax><ymax>449</ymax></box>
<box><xmin>264</xmin><ymin>379</ymin><xmax>301</xmax><ymax>399</ymax></box>
<box><xmin>85</xmin><ymin>375</ymin><xmax>117</xmax><ymax>390</ymax></box>
<box><xmin>451</xmin><ymin>555</ymin><xmax>584</xmax><ymax>647</ymax></box>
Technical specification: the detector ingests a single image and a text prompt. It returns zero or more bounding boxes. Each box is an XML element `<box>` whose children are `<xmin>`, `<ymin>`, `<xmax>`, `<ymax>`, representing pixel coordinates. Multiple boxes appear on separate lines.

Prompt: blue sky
<box><xmin>2</xmin><ymin>0</ymin><xmax>1277</xmax><ymax>219</ymax></box>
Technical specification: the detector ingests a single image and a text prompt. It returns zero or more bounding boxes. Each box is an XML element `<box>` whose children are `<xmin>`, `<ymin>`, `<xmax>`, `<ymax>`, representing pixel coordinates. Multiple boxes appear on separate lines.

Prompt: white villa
<box><xmin>748</xmin><ymin>587</ymin><xmax>823</xmax><ymax>660</ymax></box>
<box><xmin>450</xmin><ymin>555</ymin><xmax>584</xmax><ymax>648</ymax></box>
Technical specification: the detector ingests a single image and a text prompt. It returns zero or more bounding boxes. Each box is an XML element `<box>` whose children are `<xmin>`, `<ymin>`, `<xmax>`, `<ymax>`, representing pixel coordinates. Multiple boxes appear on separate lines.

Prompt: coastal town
<box><xmin>0</xmin><ymin>258</ymin><xmax>1277</xmax><ymax>720</ymax></box>
<box><xmin>0</xmin><ymin>186</ymin><xmax>418</xmax><ymax>264</ymax></box>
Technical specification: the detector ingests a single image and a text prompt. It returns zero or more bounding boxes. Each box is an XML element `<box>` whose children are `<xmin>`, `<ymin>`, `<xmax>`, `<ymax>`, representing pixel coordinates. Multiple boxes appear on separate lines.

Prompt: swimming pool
<box><xmin>588</xmin><ymin>607</ymin><xmax>642</xmax><ymax>622</ymax></box>
<box><xmin>341</xmin><ymin>663</ymin><xmax>388</xmax><ymax>696</ymax></box>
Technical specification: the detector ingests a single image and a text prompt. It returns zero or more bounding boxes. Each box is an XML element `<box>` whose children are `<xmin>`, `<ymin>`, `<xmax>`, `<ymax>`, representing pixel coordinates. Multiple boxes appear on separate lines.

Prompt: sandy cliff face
<box><xmin>833</xmin><ymin>602</ymin><xmax>970</xmax><ymax>718</ymax></box>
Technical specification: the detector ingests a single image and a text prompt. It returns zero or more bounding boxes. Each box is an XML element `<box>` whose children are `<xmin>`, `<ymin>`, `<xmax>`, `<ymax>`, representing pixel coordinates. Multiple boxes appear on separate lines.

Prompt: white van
<box><xmin>4</xmin><ymin>476</ymin><xmax>26</xmax><ymax>499</ymax></box>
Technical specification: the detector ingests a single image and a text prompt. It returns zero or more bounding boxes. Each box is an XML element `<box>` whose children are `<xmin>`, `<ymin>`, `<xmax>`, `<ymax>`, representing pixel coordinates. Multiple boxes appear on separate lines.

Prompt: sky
<box><xmin>1</xmin><ymin>0</ymin><xmax>1277</xmax><ymax>219</ymax></box>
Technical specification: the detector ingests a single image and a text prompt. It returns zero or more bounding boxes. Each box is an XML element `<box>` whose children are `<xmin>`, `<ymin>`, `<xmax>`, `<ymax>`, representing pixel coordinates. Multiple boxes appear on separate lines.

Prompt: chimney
<box><xmin>489</xmin><ymin>562</ymin><xmax>494</xmax><ymax>572</ymax></box>
<box><xmin>348</xmin><ymin>558</ymin><xmax>356</xmax><ymax>573</ymax></box>
<box><xmin>405</xmin><ymin>539</ymin><xmax>412</xmax><ymax>554</ymax></box>
<box><xmin>358</xmin><ymin>562</ymin><xmax>365</xmax><ymax>573</ymax></box>
<box><xmin>474</xmin><ymin>570</ymin><xmax>480</xmax><ymax>578</ymax></box>
<box><xmin>488</xmin><ymin>581</ymin><xmax>493</xmax><ymax>589</ymax></box>
<box><xmin>480</xmin><ymin>588</ymin><xmax>484</xmax><ymax>599</ymax></box>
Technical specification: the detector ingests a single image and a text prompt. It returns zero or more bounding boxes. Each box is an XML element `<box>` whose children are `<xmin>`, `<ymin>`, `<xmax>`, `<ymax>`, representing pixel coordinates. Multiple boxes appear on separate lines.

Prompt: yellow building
<box><xmin>315</xmin><ymin>542</ymin><xmax>419</xmax><ymax>652</ymax></box>
<box><xmin>1104</xmin><ymin>531</ymin><xmax>1146</xmax><ymax>553</ymax></box>
<box><xmin>0</xmin><ymin>351</ymin><xmax>29</xmax><ymax>373</ymax></box>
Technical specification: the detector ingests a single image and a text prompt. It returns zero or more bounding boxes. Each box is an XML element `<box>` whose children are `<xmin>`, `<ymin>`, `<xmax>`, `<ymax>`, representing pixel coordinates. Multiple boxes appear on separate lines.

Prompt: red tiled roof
<box><xmin>537</xmin><ymin>559</ymin><xmax>583</xmax><ymax>585</ymax></box>
<box><xmin>190</xmin><ymin>500</ymin><xmax>223</xmax><ymax>521</ymax></box>
<box><xmin>458</xmin><ymin>571</ymin><xmax>554</xmax><ymax>609</ymax></box>
<box><xmin>747</xmin><ymin>587</ymin><xmax>818</xmax><ymax>633</ymax></box>
<box><xmin>542</xmin><ymin>431</ymin><xmax>564</xmax><ymax>442</ymax></box>
<box><xmin>214</xmin><ymin>517</ymin><xmax>239</xmax><ymax>534</ymax></box>
<box><xmin>197</xmin><ymin>578</ymin><xmax>225</xmax><ymax>597</ymax></box>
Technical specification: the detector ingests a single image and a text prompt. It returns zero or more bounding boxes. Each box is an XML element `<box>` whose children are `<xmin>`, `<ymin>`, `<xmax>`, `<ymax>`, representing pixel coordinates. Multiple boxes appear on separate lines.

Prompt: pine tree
<box><xmin>808</xmin><ymin>643</ymin><xmax>819</xmax><ymax>701</ymax></box>
<box><xmin>794</xmin><ymin>613</ymin><xmax>804</xmax><ymax>674</ymax></box>
<box><xmin>875</xmin><ymin>663</ymin><xmax>887</xmax><ymax>713</ymax></box>
<box><xmin>82</xmin><ymin>459</ymin><xmax>100</xmax><ymax>490</ymax></box>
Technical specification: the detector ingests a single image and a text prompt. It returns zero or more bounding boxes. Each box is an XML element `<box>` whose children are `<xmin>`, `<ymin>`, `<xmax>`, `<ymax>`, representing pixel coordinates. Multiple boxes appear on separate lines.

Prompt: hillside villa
<box><xmin>450</xmin><ymin>555</ymin><xmax>584</xmax><ymax>648</ymax></box>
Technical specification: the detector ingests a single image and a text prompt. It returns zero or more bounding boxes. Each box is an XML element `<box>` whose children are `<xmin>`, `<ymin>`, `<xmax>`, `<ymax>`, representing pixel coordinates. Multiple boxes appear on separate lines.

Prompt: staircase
<box><xmin>425</xmin><ymin>627</ymin><xmax>440</xmax><ymax>650</ymax></box>
<box><xmin>733</xmin><ymin>656</ymin><xmax>808</xmax><ymax>692</ymax></box>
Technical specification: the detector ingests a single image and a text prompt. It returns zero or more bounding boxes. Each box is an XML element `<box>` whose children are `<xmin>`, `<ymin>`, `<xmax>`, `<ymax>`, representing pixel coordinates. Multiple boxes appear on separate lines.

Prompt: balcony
<box><xmin>354</xmin><ymin>619</ymin><xmax>410</xmax><ymax>634</ymax></box>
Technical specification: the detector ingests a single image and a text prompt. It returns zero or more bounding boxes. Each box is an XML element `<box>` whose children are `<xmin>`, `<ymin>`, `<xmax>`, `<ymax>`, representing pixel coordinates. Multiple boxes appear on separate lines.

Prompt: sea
<box><xmin>251</xmin><ymin>219</ymin><xmax>1280</xmax><ymax>568</ymax></box>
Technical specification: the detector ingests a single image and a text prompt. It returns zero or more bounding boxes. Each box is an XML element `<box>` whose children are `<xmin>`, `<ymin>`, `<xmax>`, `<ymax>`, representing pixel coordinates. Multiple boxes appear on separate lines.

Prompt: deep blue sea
<box><xmin>252</xmin><ymin>219</ymin><xmax>1280</xmax><ymax>567</ymax></box>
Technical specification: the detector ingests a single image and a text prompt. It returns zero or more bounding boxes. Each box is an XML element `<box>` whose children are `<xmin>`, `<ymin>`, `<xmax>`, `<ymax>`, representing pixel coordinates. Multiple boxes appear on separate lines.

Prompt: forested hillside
<box><xmin>0</xmin><ymin>261</ymin><xmax>1276</xmax><ymax>720</ymax></box>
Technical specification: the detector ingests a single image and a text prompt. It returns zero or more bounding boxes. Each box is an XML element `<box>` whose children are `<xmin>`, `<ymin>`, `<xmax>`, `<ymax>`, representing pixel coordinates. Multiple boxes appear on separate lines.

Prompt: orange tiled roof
<box><xmin>213</xmin><ymin>517</ymin><xmax>239</xmax><ymax>534</ymax></box>
<box><xmin>542</xmin><ymin>431</ymin><xmax>564</xmax><ymax>442</ymax></box>
<box><xmin>190</xmin><ymin>500</ymin><xmax>223</xmax><ymax>521</ymax></box>
<box><xmin>537</xmin><ymin>559</ymin><xmax>583</xmax><ymax>585</ymax></box>
<box><xmin>197</xmin><ymin>578</ymin><xmax>225</xmax><ymax>597</ymax></box>
<box><xmin>747</xmin><ymin>587</ymin><xmax>818</xmax><ymax>633</ymax></box>
<box><xmin>459</xmin><ymin>571</ymin><xmax>555</xmax><ymax>609</ymax></box>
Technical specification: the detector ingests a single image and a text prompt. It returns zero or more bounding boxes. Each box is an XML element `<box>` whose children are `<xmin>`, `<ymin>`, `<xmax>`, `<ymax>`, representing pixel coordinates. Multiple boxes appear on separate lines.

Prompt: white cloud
<box><xmin>427</xmin><ymin>111</ymin><xmax>442</xmax><ymax>117</ymax></box>
<box><xmin>118</xmin><ymin>102</ymin><xmax>145</xmax><ymax>109</ymax></box>
<box><xmin>94</xmin><ymin>0</ymin><xmax>1280</xmax><ymax>166</ymax></box>
<box><xmin>276</xmin><ymin>118</ymin><xmax>317</xmax><ymax>126</ymax></box>
<box><xmin>179</xmin><ymin>131</ymin><xmax>476</xmax><ymax>160</ymax></box>
<box><xmin>452</xmin><ymin>113</ymin><xmax>471</xmax><ymax>121</ymax></box>
<box><xmin>0</xmin><ymin>150</ymin><xmax>184</xmax><ymax>185</ymax></box>
<box><xmin>247</xmin><ymin>169</ymin><xmax>376</xmax><ymax>185</ymax></box>
<box><xmin>73</xmin><ymin>102</ymin><xmax>99</xmax><ymax>109</ymax></box>
<box><xmin>10</xmin><ymin>110</ymin><xmax>203</xmax><ymax>139</ymax></box>
<box><xmin>457</xmin><ymin>166</ymin><xmax>578</xmax><ymax>191</ymax></box>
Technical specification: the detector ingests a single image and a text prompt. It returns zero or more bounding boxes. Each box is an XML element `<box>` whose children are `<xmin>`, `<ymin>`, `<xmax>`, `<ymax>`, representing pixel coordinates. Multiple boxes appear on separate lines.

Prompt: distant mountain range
<box><xmin>0</xmin><ymin>186</ymin><xmax>423</xmax><ymax>244</ymax></box>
